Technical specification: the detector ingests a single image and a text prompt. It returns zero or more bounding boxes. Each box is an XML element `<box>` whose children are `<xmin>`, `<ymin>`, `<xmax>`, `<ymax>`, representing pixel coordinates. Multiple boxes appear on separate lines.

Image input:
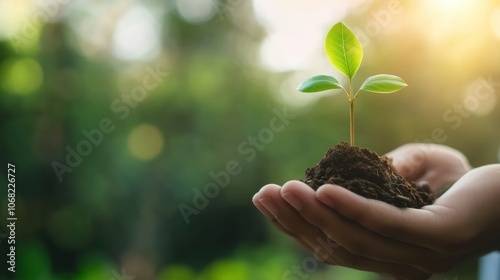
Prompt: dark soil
<box><xmin>303</xmin><ymin>142</ymin><xmax>434</xmax><ymax>208</ymax></box>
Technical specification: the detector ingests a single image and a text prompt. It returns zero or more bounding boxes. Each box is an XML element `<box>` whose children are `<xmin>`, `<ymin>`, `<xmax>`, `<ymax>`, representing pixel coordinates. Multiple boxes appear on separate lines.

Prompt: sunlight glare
<box><xmin>0</xmin><ymin>0</ymin><xmax>37</xmax><ymax>39</ymax></box>
<box><xmin>492</xmin><ymin>9</ymin><xmax>500</xmax><ymax>40</ymax></box>
<box><xmin>112</xmin><ymin>5</ymin><xmax>160</xmax><ymax>61</ymax></box>
<box><xmin>252</xmin><ymin>0</ymin><xmax>359</xmax><ymax>72</ymax></box>
<box><xmin>431</xmin><ymin>0</ymin><xmax>473</xmax><ymax>12</ymax></box>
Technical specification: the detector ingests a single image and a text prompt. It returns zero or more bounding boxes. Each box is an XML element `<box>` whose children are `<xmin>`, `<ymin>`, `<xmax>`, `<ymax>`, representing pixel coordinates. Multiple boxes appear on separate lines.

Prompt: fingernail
<box><xmin>417</xmin><ymin>181</ymin><xmax>429</xmax><ymax>188</ymax></box>
<box><xmin>316</xmin><ymin>187</ymin><xmax>336</xmax><ymax>208</ymax></box>
<box><xmin>282</xmin><ymin>193</ymin><xmax>303</xmax><ymax>211</ymax></box>
<box><xmin>258</xmin><ymin>198</ymin><xmax>279</xmax><ymax>219</ymax></box>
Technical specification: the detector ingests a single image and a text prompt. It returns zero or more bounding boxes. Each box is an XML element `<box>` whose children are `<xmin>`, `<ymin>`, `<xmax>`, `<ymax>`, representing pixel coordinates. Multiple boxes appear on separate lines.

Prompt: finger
<box><xmin>386</xmin><ymin>144</ymin><xmax>427</xmax><ymax>181</ymax></box>
<box><xmin>254</xmin><ymin>185</ymin><xmax>435</xmax><ymax>278</ymax></box>
<box><xmin>254</xmin><ymin>187</ymin><xmax>336</xmax><ymax>259</ymax></box>
<box><xmin>253</xmin><ymin>191</ymin><xmax>300</xmax><ymax>238</ymax></box>
<box><xmin>253</xmin><ymin>186</ymin><xmax>319</xmax><ymax>254</ymax></box>
<box><xmin>253</xmin><ymin>185</ymin><xmax>418</xmax><ymax>278</ymax></box>
<box><xmin>253</xmin><ymin>188</ymin><xmax>277</xmax><ymax>220</ymax></box>
<box><xmin>417</xmin><ymin>145</ymin><xmax>471</xmax><ymax>191</ymax></box>
<box><xmin>253</xmin><ymin>184</ymin><xmax>331</xmax><ymax>251</ymax></box>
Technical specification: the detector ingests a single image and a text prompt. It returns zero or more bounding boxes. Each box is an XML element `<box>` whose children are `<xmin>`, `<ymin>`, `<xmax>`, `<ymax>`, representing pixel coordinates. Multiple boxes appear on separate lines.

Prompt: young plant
<box><xmin>297</xmin><ymin>22</ymin><xmax>407</xmax><ymax>146</ymax></box>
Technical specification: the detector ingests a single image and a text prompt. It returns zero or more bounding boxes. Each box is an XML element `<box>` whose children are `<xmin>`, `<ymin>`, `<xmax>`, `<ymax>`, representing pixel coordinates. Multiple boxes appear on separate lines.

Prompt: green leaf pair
<box><xmin>298</xmin><ymin>73</ymin><xmax>407</xmax><ymax>94</ymax></box>
<box><xmin>296</xmin><ymin>22</ymin><xmax>407</xmax><ymax>146</ymax></box>
<box><xmin>297</xmin><ymin>22</ymin><xmax>407</xmax><ymax>95</ymax></box>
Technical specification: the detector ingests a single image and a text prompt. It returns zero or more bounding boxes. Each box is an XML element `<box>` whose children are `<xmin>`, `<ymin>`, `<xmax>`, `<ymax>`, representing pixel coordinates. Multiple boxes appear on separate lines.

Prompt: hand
<box><xmin>252</xmin><ymin>144</ymin><xmax>481</xmax><ymax>280</ymax></box>
<box><xmin>311</xmin><ymin>163</ymin><xmax>500</xmax><ymax>274</ymax></box>
<box><xmin>253</xmin><ymin>180</ymin><xmax>433</xmax><ymax>280</ymax></box>
<box><xmin>254</xmin><ymin>163</ymin><xmax>500</xmax><ymax>279</ymax></box>
<box><xmin>386</xmin><ymin>143</ymin><xmax>471</xmax><ymax>194</ymax></box>
<box><xmin>386</xmin><ymin>143</ymin><xmax>471</xmax><ymax>195</ymax></box>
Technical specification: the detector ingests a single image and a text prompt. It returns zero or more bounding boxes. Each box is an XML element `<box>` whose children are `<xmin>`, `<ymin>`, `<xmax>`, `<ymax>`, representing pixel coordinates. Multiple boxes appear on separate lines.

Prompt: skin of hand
<box><xmin>386</xmin><ymin>143</ymin><xmax>471</xmax><ymax>194</ymax></box>
<box><xmin>252</xmin><ymin>144</ymin><xmax>500</xmax><ymax>280</ymax></box>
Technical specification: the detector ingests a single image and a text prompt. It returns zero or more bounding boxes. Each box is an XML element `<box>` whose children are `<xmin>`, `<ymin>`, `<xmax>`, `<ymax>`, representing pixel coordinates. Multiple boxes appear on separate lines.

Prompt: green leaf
<box><xmin>325</xmin><ymin>22</ymin><xmax>363</xmax><ymax>78</ymax></box>
<box><xmin>297</xmin><ymin>75</ymin><xmax>344</xmax><ymax>93</ymax></box>
<box><xmin>360</xmin><ymin>74</ymin><xmax>408</xmax><ymax>93</ymax></box>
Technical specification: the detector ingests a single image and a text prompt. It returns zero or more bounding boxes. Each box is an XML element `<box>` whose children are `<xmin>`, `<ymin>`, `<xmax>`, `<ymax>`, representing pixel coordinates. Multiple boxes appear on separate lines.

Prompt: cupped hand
<box><xmin>312</xmin><ymin>163</ymin><xmax>500</xmax><ymax>274</ymax></box>
<box><xmin>253</xmin><ymin>180</ymin><xmax>432</xmax><ymax>280</ymax></box>
<box><xmin>254</xmin><ymin>164</ymin><xmax>500</xmax><ymax>279</ymax></box>
<box><xmin>386</xmin><ymin>143</ymin><xmax>471</xmax><ymax>194</ymax></box>
<box><xmin>251</xmin><ymin>144</ymin><xmax>493</xmax><ymax>280</ymax></box>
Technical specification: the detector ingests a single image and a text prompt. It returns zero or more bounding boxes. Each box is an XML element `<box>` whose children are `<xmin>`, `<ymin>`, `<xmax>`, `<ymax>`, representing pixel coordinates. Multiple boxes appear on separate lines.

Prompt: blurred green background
<box><xmin>1</xmin><ymin>0</ymin><xmax>499</xmax><ymax>279</ymax></box>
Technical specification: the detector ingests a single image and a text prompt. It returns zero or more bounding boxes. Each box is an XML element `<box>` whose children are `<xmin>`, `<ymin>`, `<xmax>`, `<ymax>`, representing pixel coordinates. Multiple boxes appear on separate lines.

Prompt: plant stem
<box><xmin>349</xmin><ymin>100</ymin><xmax>354</xmax><ymax>146</ymax></box>
<box><xmin>349</xmin><ymin>79</ymin><xmax>355</xmax><ymax>146</ymax></box>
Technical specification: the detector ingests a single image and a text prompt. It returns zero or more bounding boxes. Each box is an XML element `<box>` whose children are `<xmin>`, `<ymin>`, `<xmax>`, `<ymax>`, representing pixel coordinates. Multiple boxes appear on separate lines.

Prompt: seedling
<box><xmin>297</xmin><ymin>22</ymin><xmax>407</xmax><ymax>146</ymax></box>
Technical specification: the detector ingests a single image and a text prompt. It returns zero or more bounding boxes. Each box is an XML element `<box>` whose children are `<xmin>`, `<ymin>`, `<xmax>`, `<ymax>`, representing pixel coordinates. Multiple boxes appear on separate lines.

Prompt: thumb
<box><xmin>386</xmin><ymin>144</ymin><xmax>427</xmax><ymax>181</ymax></box>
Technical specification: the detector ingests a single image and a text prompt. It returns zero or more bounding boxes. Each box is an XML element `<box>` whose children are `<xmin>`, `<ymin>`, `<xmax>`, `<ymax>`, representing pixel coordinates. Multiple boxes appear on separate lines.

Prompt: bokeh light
<box><xmin>463</xmin><ymin>78</ymin><xmax>497</xmax><ymax>116</ymax></box>
<box><xmin>127</xmin><ymin>123</ymin><xmax>164</xmax><ymax>161</ymax></box>
<box><xmin>175</xmin><ymin>0</ymin><xmax>216</xmax><ymax>24</ymax></box>
<box><xmin>112</xmin><ymin>4</ymin><xmax>161</xmax><ymax>61</ymax></box>
<box><xmin>492</xmin><ymin>8</ymin><xmax>500</xmax><ymax>40</ymax></box>
<box><xmin>1</xmin><ymin>58</ymin><xmax>43</xmax><ymax>94</ymax></box>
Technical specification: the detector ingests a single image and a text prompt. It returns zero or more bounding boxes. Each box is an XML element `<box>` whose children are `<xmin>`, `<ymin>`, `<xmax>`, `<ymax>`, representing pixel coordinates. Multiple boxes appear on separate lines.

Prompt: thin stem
<box><xmin>349</xmin><ymin>79</ymin><xmax>355</xmax><ymax>146</ymax></box>
<box><xmin>354</xmin><ymin>89</ymin><xmax>361</xmax><ymax>100</ymax></box>
<box><xmin>341</xmin><ymin>87</ymin><xmax>350</xmax><ymax>99</ymax></box>
<box><xmin>349</xmin><ymin>100</ymin><xmax>354</xmax><ymax>146</ymax></box>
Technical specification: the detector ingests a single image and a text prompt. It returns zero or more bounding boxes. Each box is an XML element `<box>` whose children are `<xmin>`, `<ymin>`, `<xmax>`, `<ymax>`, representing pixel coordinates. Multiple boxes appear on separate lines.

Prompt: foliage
<box><xmin>297</xmin><ymin>22</ymin><xmax>407</xmax><ymax>145</ymax></box>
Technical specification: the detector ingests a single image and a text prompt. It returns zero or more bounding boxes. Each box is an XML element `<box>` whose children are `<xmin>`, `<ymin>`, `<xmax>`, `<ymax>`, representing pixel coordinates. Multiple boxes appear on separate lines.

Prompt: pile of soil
<box><xmin>303</xmin><ymin>142</ymin><xmax>434</xmax><ymax>208</ymax></box>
